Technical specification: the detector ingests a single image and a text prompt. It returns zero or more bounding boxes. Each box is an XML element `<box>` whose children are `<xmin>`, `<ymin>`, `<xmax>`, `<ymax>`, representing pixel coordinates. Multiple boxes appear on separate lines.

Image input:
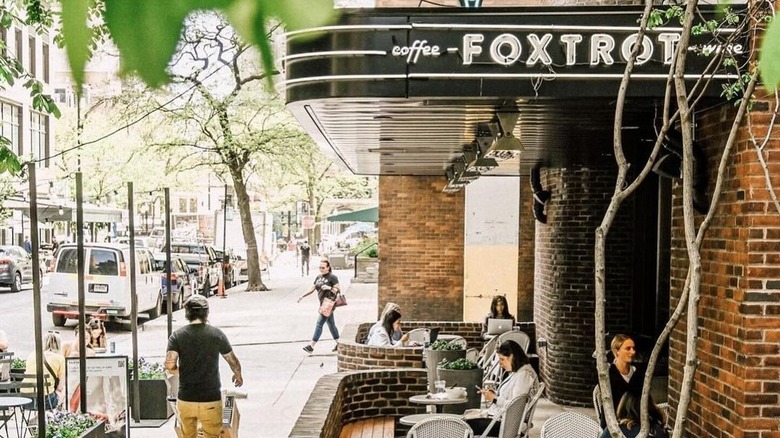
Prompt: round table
<box><xmin>399</xmin><ymin>413</ymin><xmax>462</xmax><ymax>426</ymax></box>
<box><xmin>0</xmin><ymin>396</ymin><xmax>33</xmax><ymax>438</ymax></box>
<box><xmin>409</xmin><ymin>394</ymin><xmax>468</xmax><ymax>413</ymax></box>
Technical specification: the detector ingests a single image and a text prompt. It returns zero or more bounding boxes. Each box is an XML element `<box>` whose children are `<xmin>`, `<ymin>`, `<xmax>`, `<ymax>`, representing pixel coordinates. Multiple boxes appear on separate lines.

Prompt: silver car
<box><xmin>0</xmin><ymin>245</ymin><xmax>35</xmax><ymax>292</ymax></box>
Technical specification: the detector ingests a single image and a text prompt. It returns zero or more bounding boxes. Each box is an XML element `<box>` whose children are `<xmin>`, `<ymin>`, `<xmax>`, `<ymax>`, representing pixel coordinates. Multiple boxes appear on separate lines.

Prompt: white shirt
<box><xmin>367</xmin><ymin>328</ymin><xmax>405</xmax><ymax>347</ymax></box>
<box><xmin>487</xmin><ymin>364</ymin><xmax>537</xmax><ymax>417</ymax></box>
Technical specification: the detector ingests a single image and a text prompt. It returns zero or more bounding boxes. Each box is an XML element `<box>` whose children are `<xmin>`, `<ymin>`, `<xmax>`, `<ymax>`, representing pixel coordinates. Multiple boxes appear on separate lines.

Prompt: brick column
<box><xmin>668</xmin><ymin>101</ymin><xmax>780</xmax><ymax>438</ymax></box>
<box><xmin>534</xmin><ymin>166</ymin><xmax>636</xmax><ymax>405</ymax></box>
<box><xmin>378</xmin><ymin>176</ymin><xmax>465</xmax><ymax>320</ymax></box>
<box><xmin>517</xmin><ymin>177</ymin><xmax>536</xmax><ymax>322</ymax></box>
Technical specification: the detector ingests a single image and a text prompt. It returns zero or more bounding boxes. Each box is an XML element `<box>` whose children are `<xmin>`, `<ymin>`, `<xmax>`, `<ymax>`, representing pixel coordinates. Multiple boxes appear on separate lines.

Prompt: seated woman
<box><xmin>22</xmin><ymin>332</ymin><xmax>66</xmax><ymax>409</ymax></box>
<box><xmin>482</xmin><ymin>295</ymin><xmax>515</xmax><ymax>339</ymax></box>
<box><xmin>465</xmin><ymin>340</ymin><xmax>537</xmax><ymax>435</ymax></box>
<box><xmin>605</xmin><ymin>334</ymin><xmax>646</xmax><ymax>427</ymax></box>
<box><xmin>366</xmin><ymin>309</ymin><xmax>410</xmax><ymax>347</ymax></box>
<box><xmin>599</xmin><ymin>391</ymin><xmax>667</xmax><ymax>438</ymax></box>
<box><xmin>366</xmin><ymin>302</ymin><xmax>403</xmax><ymax>343</ymax></box>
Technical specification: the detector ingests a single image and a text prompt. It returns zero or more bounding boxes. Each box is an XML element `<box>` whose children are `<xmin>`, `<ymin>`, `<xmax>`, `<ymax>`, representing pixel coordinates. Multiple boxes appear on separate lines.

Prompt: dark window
<box><xmin>42</xmin><ymin>42</ymin><xmax>48</xmax><ymax>83</ymax></box>
<box><xmin>88</xmin><ymin>249</ymin><xmax>118</xmax><ymax>275</ymax></box>
<box><xmin>56</xmin><ymin>248</ymin><xmax>79</xmax><ymax>274</ymax></box>
<box><xmin>28</xmin><ymin>36</ymin><xmax>35</xmax><ymax>77</ymax></box>
<box><xmin>30</xmin><ymin>112</ymin><xmax>47</xmax><ymax>167</ymax></box>
<box><xmin>15</xmin><ymin>29</ymin><xmax>21</xmax><ymax>66</ymax></box>
<box><xmin>1</xmin><ymin>101</ymin><xmax>22</xmax><ymax>156</ymax></box>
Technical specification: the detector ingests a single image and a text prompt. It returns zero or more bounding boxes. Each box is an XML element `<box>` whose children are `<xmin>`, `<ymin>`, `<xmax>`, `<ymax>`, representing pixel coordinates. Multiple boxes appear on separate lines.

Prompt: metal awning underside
<box><xmin>327</xmin><ymin>206</ymin><xmax>379</xmax><ymax>222</ymax></box>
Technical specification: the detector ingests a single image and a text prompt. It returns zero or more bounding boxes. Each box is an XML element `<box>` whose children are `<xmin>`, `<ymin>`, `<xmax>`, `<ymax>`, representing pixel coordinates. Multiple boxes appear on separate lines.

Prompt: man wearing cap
<box><xmin>165</xmin><ymin>295</ymin><xmax>243</xmax><ymax>438</ymax></box>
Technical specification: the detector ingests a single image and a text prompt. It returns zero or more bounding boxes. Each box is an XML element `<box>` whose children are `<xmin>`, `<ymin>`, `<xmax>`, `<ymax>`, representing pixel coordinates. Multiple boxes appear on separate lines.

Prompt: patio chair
<box><xmin>477</xmin><ymin>393</ymin><xmax>529</xmax><ymax>438</ymax></box>
<box><xmin>497</xmin><ymin>331</ymin><xmax>531</xmax><ymax>354</ymax></box>
<box><xmin>407</xmin><ymin>328</ymin><xmax>430</xmax><ymax>345</ymax></box>
<box><xmin>0</xmin><ymin>352</ymin><xmax>12</xmax><ymax>383</ymax></box>
<box><xmin>466</xmin><ymin>348</ymin><xmax>480</xmax><ymax>363</ymax></box>
<box><xmin>407</xmin><ymin>416</ymin><xmax>474</xmax><ymax>438</ymax></box>
<box><xmin>448</xmin><ymin>336</ymin><xmax>468</xmax><ymax>349</ymax></box>
<box><xmin>540</xmin><ymin>412</ymin><xmax>601</xmax><ymax>438</ymax></box>
<box><xmin>518</xmin><ymin>382</ymin><xmax>546</xmax><ymax>438</ymax></box>
<box><xmin>592</xmin><ymin>385</ymin><xmax>604</xmax><ymax>427</ymax></box>
<box><xmin>477</xmin><ymin>336</ymin><xmax>500</xmax><ymax>371</ymax></box>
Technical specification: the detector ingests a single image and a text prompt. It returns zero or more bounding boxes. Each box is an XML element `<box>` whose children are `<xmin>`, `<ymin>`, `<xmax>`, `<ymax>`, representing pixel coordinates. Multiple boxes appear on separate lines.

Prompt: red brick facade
<box><xmin>668</xmin><ymin>99</ymin><xmax>780</xmax><ymax>438</ymax></box>
<box><xmin>378</xmin><ymin>176</ymin><xmax>465</xmax><ymax>321</ymax></box>
<box><xmin>517</xmin><ymin>181</ymin><xmax>536</xmax><ymax>322</ymax></box>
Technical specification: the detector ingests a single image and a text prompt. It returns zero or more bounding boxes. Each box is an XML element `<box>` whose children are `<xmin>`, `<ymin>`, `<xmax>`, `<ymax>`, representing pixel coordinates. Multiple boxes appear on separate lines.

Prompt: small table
<box><xmin>399</xmin><ymin>413</ymin><xmax>462</xmax><ymax>426</ymax></box>
<box><xmin>0</xmin><ymin>396</ymin><xmax>32</xmax><ymax>438</ymax></box>
<box><xmin>409</xmin><ymin>394</ymin><xmax>468</xmax><ymax>413</ymax></box>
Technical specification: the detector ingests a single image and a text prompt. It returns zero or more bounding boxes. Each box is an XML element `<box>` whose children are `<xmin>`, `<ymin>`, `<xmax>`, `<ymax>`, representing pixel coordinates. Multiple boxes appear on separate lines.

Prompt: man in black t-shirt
<box><xmin>165</xmin><ymin>295</ymin><xmax>243</xmax><ymax>438</ymax></box>
<box><xmin>299</xmin><ymin>241</ymin><xmax>311</xmax><ymax>276</ymax></box>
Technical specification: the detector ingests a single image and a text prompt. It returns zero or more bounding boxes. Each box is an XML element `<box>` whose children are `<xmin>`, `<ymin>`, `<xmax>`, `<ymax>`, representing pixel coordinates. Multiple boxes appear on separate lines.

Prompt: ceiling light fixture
<box><xmin>476</xmin><ymin>112</ymin><xmax>524</xmax><ymax>161</ymax></box>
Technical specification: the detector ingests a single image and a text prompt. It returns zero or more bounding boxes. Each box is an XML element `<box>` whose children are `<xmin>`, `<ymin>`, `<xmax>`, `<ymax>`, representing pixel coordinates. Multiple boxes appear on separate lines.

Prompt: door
<box><xmin>14</xmin><ymin>247</ymin><xmax>33</xmax><ymax>282</ymax></box>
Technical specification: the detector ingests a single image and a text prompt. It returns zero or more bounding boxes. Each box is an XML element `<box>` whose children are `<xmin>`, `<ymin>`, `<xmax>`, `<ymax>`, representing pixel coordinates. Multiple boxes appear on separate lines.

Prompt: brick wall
<box><xmin>667</xmin><ymin>99</ymin><xmax>780</xmax><ymax>437</ymax></box>
<box><xmin>379</xmin><ymin>176</ymin><xmax>465</xmax><ymax>320</ymax></box>
<box><xmin>289</xmin><ymin>369</ymin><xmax>428</xmax><ymax>438</ymax></box>
<box><xmin>534</xmin><ymin>166</ymin><xmax>636</xmax><ymax>405</ymax></box>
<box><xmin>518</xmin><ymin>178</ymin><xmax>536</xmax><ymax>321</ymax></box>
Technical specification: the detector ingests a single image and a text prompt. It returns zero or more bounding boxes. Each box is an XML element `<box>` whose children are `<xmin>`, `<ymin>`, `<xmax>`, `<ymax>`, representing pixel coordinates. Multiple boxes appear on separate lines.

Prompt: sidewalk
<box><xmin>133</xmin><ymin>251</ymin><xmax>379</xmax><ymax>437</ymax></box>
<box><xmin>132</xmin><ymin>252</ymin><xmax>594</xmax><ymax>437</ymax></box>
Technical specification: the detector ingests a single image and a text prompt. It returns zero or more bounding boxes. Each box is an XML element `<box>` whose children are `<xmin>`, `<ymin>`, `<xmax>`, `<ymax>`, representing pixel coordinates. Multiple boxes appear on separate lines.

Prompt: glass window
<box><xmin>136</xmin><ymin>250</ymin><xmax>149</xmax><ymax>274</ymax></box>
<box><xmin>30</xmin><ymin>112</ymin><xmax>48</xmax><ymax>167</ymax></box>
<box><xmin>88</xmin><ymin>249</ymin><xmax>118</xmax><ymax>275</ymax></box>
<box><xmin>179</xmin><ymin>198</ymin><xmax>187</xmax><ymax>213</ymax></box>
<box><xmin>189</xmin><ymin>198</ymin><xmax>198</xmax><ymax>213</ymax></box>
<box><xmin>42</xmin><ymin>42</ymin><xmax>48</xmax><ymax>83</ymax></box>
<box><xmin>15</xmin><ymin>29</ymin><xmax>21</xmax><ymax>66</ymax></box>
<box><xmin>28</xmin><ymin>36</ymin><xmax>35</xmax><ymax>77</ymax></box>
<box><xmin>0</xmin><ymin>101</ymin><xmax>21</xmax><ymax>156</ymax></box>
<box><xmin>56</xmin><ymin>248</ymin><xmax>79</xmax><ymax>274</ymax></box>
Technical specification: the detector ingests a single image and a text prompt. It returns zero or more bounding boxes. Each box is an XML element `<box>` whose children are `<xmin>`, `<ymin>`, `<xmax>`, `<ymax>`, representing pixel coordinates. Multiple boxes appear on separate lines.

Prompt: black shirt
<box><xmin>167</xmin><ymin>323</ymin><xmax>232</xmax><ymax>402</ymax></box>
<box><xmin>300</xmin><ymin>244</ymin><xmax>311</xmax><ymax>258</ymax></box>
<box><xmin>314</xmin><ymin>272</ymin><xmax>339</xmax><ymax>304</ymax></box>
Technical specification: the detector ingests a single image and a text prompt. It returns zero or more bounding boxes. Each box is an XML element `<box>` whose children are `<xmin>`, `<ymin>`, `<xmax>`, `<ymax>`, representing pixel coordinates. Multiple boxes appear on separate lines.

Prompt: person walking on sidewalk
<box><xmin>299</xmin><ymin>240</ymin><xmax>311</xmax><ymax>276</ymax></box>
<box><xmin>165</xmin><ymin>295</ymin><xmax>243</xmax><ymax>438</ymax></box>
<box><xmin>297</xmin><ymin>259</ymin><xmax>340</xmax><ymax>353</ymax></box>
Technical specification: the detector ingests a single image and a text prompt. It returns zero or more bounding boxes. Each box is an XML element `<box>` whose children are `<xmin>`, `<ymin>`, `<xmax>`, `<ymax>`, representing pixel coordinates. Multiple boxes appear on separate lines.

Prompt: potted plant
<box><xmin>11</xmin><ymin>357</ymin><xmax>26</xmax><ymax>374</ymax></box>
<box><xmin>129</xmin><ymin>357</ymin><xmax>173</xmax><ymax>420</ymax></box>
<box><xmin>31</xmin><ymin>410</ymin><xmax>105</xmax><ymax>438</ymax></box>
<box><xmin>437</xmin><ymin>358</ymin><xmax>483</xmax><ymax>410</ymax></box>
<box><xmin>425</xmin><ymin>340</ymin><xmax>466</xmax><ymax>393</ymax></box>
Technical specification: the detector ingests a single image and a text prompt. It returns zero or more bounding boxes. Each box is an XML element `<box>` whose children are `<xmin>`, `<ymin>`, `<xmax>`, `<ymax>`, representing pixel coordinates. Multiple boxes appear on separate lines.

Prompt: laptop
<box><xmin>487</xmin><ymin>318</ymin><xmax>513</xmax><ymax>336</ymax></box>
<box><xmin>428</xmin><ymin>327</ymin><xmax>440</xmax><ymax>345</ymax></box>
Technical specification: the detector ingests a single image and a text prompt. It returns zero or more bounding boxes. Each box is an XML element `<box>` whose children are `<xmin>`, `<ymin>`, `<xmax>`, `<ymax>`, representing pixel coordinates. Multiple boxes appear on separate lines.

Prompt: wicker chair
<box><xmin>518</xmin><ymin>383</ymin><xmax>546</xmax><ymax>438</ymax></box>
<box><xmin>407</xmin><ymin>416</ymin><xmax>474</xmax><ymax>438</ymax></box>
<box><xmin>497</xmin><ymin>331</ymin><xmax>531</xmax><ymax>354</ymax></box>
<box><xmin>540</xmin><ymin>412</ymin><xmax>601</xmax><ymax>438</ymax></box>
<box><xmin>407</xmin><ymin>328</ymin><xmax>430</xmax><ymax>345</ymax></box>
<box><xmin>478</xmin><ymin>393</ymin><xmax>529</xmax><ymax>438</ymax></box>
<box><xmin>592</xmin><ymin>385</ymin><xmax>604</xmax><ymax>427</ymax></box>
<box><xmin>448</xmin><ymin>336</ymin><xmax>468</xmax><ymax>349</ymax></box>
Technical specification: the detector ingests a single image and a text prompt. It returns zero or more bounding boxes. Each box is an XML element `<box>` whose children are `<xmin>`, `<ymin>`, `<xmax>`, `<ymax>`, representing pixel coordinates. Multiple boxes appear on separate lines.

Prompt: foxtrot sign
<box><xmin>284</xmin><ymin>7</ymin><xmax>747</xmax><ymax>100</ymax></box>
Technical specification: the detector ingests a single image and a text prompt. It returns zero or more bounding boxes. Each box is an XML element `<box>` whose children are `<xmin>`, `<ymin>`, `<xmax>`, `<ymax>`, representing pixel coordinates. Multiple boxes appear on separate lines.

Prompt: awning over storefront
<box><xmin>6</xmin><ymin>199</ymin><xmax>124</xmax><ymax>222</ymax></box>
<box><xmin>283</xmin><ymin>6</ymin><xmax>746</xmax><ymax>177</ymax></box>
<box><xmin>327</xmin><ymin>206</ymin><xmax>378</xmax><ymax>223</ymax></box>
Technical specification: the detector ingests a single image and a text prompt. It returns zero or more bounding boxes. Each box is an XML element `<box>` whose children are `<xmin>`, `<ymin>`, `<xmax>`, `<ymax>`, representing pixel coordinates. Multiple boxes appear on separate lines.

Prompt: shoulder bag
<box><xmin>334</xmin><ymin>293</ymin><xmax>348</xmax><ymax>308</ymax></box>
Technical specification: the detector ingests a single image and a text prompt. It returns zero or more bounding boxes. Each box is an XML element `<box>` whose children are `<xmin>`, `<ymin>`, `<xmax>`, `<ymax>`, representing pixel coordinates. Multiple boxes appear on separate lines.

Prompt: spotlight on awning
<box><xmin>476</xmin><ymin>112</ymin><xmax>524</xmax><ymax>161</ymax></box>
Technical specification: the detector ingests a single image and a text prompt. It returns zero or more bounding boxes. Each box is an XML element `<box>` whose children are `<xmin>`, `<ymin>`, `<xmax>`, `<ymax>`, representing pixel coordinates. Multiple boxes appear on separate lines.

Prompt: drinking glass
<box><xmin>434</xmin><ymin>380</ymin><xmax>446</xmax><ymax>399</ymax></box>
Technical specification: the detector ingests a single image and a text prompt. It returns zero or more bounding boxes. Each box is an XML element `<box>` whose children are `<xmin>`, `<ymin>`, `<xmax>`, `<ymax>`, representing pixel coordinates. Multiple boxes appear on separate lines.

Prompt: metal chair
<box><xmin>592</xmin><ymin>385</ymin><xmax>604</xmax><ymax>427</ymax></box>
<box><xmin>466</xmin><ymin>348</ymin><xmax>480</xmax><ymax>363</ymax></box>
<box><xmin>478</xmin><ymin>393</ymin><xmax>529</xmax><ymax>438</ymax></box>
<box><xmin>407</xmin><ymin>328</ymin><xmax>430</xmax><ymax>345</ymax></box>
<box><xmin>518</xmin><ymin>383</ymin><xmax>546</xmax><ymax>438</ymax></box>
<box><xmin>540</xmin><ymin>412</ymin><xmax>601</xmax><ymax>438</ymax></box>
<box><xmin>497</xmin><ymin>331</ymin><xmax>531</xmax><ymax>354</ymax></box>
<box><xmin>477</xmin><ymin>336</ymin><xmax>500</xmax><ymax>371</ymax></box>
<box><xmin>407</xmin><ymin>416</ymin><xmax>474</xmax><ymax>438</ymax></box>
<box><xmin>0</xmin><ymin>352</ymin><xmax>13</xmax><ymax>383</ymax></box>
<box><xmin>448</xmin><ymin>336</ymin><xmax>468</xmax><ymax>349</ymax></box>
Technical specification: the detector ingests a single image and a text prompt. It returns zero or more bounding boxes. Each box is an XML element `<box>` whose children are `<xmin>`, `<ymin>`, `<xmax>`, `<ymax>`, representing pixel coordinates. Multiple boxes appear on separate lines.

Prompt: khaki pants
<box><xmin>177</xmin><ymin>399</ymin><xmax>223</xmax><ymax>438</ymax></box>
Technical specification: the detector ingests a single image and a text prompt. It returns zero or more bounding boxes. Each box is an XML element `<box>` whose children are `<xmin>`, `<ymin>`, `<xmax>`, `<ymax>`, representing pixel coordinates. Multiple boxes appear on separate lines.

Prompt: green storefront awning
<box><xmin>326</xmin><ymin>206</ymin><xmax>378</xmax><ymax>223</ymax></box>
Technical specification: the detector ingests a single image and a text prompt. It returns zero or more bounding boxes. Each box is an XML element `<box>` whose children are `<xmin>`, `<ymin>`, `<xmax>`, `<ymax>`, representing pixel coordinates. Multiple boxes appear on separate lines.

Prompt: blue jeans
<box><xmin>312</xmin><ymin>313</ymin><xmax>339</xmax><ymax>342</ymax></box>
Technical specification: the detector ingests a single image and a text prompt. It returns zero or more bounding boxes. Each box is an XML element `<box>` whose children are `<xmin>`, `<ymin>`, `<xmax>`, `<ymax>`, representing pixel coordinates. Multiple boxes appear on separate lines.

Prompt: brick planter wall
<box><xmin>338</xmin><ymin>321</ymin><xmax>536</xmax><ymax>372</ymax></box>
<box><xmin>534</xmin><ymin>166</ymin><xmax>636</xmax><ymax>405</ymax></box>
<box><xmin>667</xmin><ymin>101</ymin><xmax>780</xmax><ymax>438</ymax></box>
<box><xmin>289</xmin><ymin>369</ymin><xmax>428</xmax><ymax>438</ymax></box>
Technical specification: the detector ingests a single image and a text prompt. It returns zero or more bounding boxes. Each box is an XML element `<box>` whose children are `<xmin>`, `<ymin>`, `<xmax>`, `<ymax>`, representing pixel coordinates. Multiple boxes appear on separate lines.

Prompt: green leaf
<box><xmin>60</xmin><ymin>0</ymin><xmax>91</xmax><ymax>94</ymax></box>
<box><xmin>261</xmin><ymin>0</ymin><xmax>338</xmax><ymax>31</ymax></box>
<box><xmin>103</xmin><ymin>0</ymin><xmax>192</xmax><ymax>88</ymax></box>
<box><xmin>759</xmin><ymin>19</ymin><xmax>780</xmax><ymax>92</ymax></box>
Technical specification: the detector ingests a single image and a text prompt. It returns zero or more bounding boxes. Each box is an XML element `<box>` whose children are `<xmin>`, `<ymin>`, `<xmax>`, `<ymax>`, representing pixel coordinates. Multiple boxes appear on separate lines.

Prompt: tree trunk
<box><xmin>229</xmin><ymin>165</ymin><xmax>268</xmax><ymax>291</ymax></box>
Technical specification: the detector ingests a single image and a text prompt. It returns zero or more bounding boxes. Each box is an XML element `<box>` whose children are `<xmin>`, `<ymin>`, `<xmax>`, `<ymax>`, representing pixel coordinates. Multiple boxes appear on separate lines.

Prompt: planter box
<box><xmin>425</xmin><ymin>349</ymin><xmax>466</xmax><ymax>393</ymax></box>
<box><xmin>79</xmin><ymin>421</ymin><xmax>105</xmax><ymax>438</ymax></box>
<box><xmin>354</xmin><ymin>257</ymin><xmax>378</xmax><ymax>283</ymax></box>
<box><xmin>129</xmin><ymin>379</ymin><xmax>174</xmax><ymax>420</ymax></box>
<box><xmin>436</xmin><ymin>367</ymin><xmax>484</xmax><ymax>410</ymax></box>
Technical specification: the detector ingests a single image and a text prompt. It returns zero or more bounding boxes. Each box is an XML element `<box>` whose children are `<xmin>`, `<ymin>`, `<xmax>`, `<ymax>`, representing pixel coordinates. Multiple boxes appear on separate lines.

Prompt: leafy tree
<box><xmin>595</xmin><ymin>3</ymin><xmax>770</xmax><ymax>438</ymax></box>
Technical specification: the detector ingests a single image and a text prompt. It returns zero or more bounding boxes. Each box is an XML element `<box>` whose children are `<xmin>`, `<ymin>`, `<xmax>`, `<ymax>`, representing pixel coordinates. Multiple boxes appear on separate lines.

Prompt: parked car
<box><xmin>115</xmin><ymin>236</ymin><xmax>152</xmax><ymax>248</ymax></box>
<box><xmin>154</xmin><ymin>257</ymin><xmax>195</xmax><ymax>311</ymax></box>
<box><xmin>158</xmin><ymin>243</ymin><xmax>220</xmax><ymax>296</ymax></box>
<box><xmin>46</xmin><ymin>243</ymin><xmax>163</xmax><ymax>327</ymax></box>
<box><xmin>0</xmin><ymin>245</ymin><xmax>37</xmax><ymax>291</ymax></box>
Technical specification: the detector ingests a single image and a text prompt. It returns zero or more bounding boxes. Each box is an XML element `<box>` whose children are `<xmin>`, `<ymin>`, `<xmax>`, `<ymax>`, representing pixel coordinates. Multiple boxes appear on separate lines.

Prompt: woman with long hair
<box><xmin>466</xmin><ymin>340</ymin><xmax>537</xmax><ymax>434</ymax></box>
<box><xmin>602</xmin><ymin>334</ymin><xmax>646</xmax><ymax>427</ymax></box>
<box><xmin>481</xmin><ymin>295</ymin><xmax>515</xmax><ymax>338</ymax></box>
<box><xmin>366</xmin><ymin>302</ymin><xmax>404</xmax><ymax>343</ymax></box>
<box><xmin>298</xmin><ymin>259</ymin><xmax>341</xmax><ymax>353</ymax></box>
<box><xmin>367</xmin><ymin>309</ymin><xmax>410</xmax><ymax>347</ymax></box>
<box><xmin>23</xmin><ymin>331</ymin><xmax>66</xmax><ymax>409</ymax></box>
